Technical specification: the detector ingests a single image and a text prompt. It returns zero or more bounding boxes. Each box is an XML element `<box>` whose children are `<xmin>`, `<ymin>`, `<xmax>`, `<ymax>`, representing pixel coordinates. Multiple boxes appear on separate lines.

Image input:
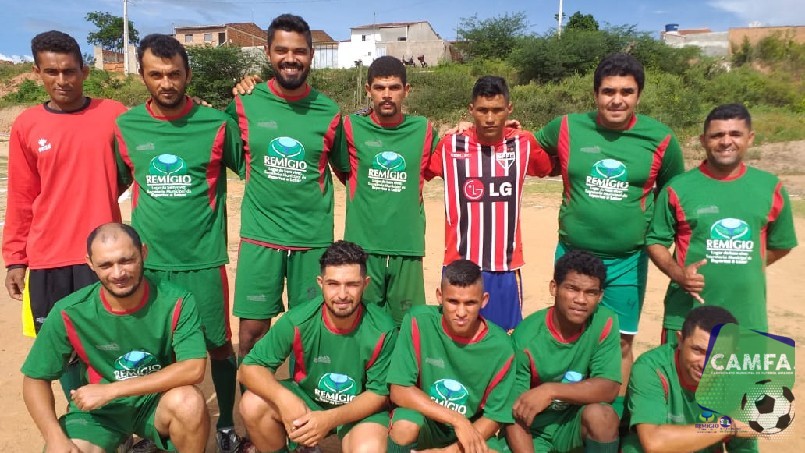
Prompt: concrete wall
<box><xmin>93</xmin><ymin>45</ymin><xmax>137</xmax><ymax>74</ymax></box>
<box><xmin>313</xmin><ymin>43</ymin><xmax>338</xmax><ymax>69</ymax></box>
<box><xmin>663</xmin><ymin>31</ymin><xmax>729</xmax><ymax>57</ymax></box>
<box><xmin>729</xmin><ymin>26</ymin><xmax>805</xmax><ymax>50</ymax></box>
<box><xmin>176</xmin><ymin>27</ymin><xmax>225</xmax><ymax>46</ymax></box>
<box><xmin>339</xmin><ymin>23</ymin><xmax>452</xmax><ymax>68</ymax></box>
<box><xmin>338</xmin><ymin>32</ymin><xmax>381</xmax><ymax>68</ymax></box>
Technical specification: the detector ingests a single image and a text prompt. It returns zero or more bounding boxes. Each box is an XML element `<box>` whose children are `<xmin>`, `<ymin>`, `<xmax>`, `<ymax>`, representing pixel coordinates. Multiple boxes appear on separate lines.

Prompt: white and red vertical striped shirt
<box><xmin>427</xmin><ymin>127</ymin><xmax>552</xmax><ymax>271</ymax></box>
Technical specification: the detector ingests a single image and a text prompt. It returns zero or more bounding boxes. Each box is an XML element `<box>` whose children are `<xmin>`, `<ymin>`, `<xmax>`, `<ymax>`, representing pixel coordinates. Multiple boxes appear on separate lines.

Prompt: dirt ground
<box><xmin>0</xmin><ymin>110</ymin><xmax>802</xmax><ymax>451</ymax></box>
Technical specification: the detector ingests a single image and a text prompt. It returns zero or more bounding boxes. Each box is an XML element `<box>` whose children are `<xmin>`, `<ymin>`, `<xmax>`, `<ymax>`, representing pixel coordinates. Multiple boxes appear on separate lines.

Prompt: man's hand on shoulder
<box><xmin>513</xmin><ymin>384</ymin><xmax>553</xmax><ymax>427</ymax></box>
<box><xmin>70</xmin><ymin>384</ymin><xmax>117</xmax><ymax>411</ymax></box>
<box><xmin>288</xmin><ymin>410</ymin><xmax>336</xmax><ymax>447</ymax></box>
<box><xmin>232</xmin><ymin>74</ymin><xmax>262</xmax><ymax>96</ymax></box>
<box><xmin>5</xmin><ymin>266</ymin><xmax>26</xmax><ymax>300</ymax></box>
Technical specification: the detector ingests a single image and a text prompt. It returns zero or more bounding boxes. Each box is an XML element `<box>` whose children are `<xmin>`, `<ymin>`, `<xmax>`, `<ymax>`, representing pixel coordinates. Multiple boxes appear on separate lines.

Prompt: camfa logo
<box><xmin>429</xmin><ymin>379</ymin><xmax>470</xmax><ymax>415</ymax></box>
<box><xmin>315</xmin><ymin>373</ymin><xmax>358</xmax><ymax>405</ymax></box>
<box><xmin>113</xmin><ymin>350</ymin><xmax>162</xmax><ymax>381</ymax></box>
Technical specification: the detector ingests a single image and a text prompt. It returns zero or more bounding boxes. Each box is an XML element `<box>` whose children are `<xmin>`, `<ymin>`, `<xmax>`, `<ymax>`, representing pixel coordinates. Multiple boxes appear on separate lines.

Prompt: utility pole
<box><xmin>123</xmin><ymin>0</ymin><xmax>130</xmax><ymax>73</ymax></box>
<box><xmin>557</xmin><ymin>0</ymin><xmax>564</xmax><ymax>37</ymax></box>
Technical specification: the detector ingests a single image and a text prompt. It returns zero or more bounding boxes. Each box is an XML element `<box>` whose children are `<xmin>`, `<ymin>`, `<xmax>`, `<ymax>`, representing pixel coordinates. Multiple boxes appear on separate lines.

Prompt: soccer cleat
<box><xmin>216</xmin><ymin>427</ymin><xmax>242</xmax><ymax>453</ymax></box>
<box><xmin>128</xmin><ymin>438</ymin><xmax>158</xmax><ymax>453</ymax></box>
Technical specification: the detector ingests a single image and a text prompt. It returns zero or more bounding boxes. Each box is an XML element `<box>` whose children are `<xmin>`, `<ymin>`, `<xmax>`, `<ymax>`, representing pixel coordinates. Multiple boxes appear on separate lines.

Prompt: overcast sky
<box><xmin>1</xmin><ymin>0</ymin><xmax>803</xmax><ymax>61</ymax></box>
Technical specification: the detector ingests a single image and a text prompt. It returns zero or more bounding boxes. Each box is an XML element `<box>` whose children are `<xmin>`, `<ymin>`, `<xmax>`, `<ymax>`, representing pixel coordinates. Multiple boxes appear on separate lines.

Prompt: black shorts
<box><xmin>29</xmin><ymin>264</ymin><xmax>97</xmax><ymax>332</ymax></box>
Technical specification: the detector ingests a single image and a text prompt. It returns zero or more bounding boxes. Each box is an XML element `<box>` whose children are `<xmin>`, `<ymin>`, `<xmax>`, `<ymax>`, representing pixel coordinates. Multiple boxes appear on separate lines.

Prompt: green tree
<box><xmin>566</xmin><ymin>11</ymin><xmax>599</xmax><ymax>31</ymax></box>
<box><xmin>85</xmin><ymin>11</ymin><xmax>140</xmax><ymax>53</ymax></box>
<box><xmin>186</xmin><ymin>45</ymin><xmax>268</xmax><ymax>108</ymax></box>
<box><xmin>456</xmin><ymin>12</ymin><xmax>529</xmax><ymax>61</ymax></box>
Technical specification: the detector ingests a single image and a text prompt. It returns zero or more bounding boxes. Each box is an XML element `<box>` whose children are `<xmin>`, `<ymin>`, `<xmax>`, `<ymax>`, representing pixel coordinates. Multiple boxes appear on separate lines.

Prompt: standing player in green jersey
<box><xmin>647</xmin><ymin>104</ymin><xmax>797</xmax><ymax>344</ymax></box>
<box><xmin>341</xmin><ymin>55</ymin><xmax>436</xmax><ymax>325</ymax></box>
<box><xmin>505</xmin><ymin>250</ymin><xmax>621</xmax><ymax>453</ymax></box>
<box><xmin>535</xmin><ymin>53</ymin><xmax>685</xmax><ymax>412</ymax></box>
<box><xmin>621</xmin><ymin>306</ymin><xmax>759</xmax><ymax>452</ymax></box>
<box><xmin>387</xmin><ymin>260</ymin><xmax>516</xmax><ymax>453</ymax></box>
<box><xmin>239</xmin><ymin>241</ymin><xmax>396</xmax><ymax>453</ymax></box>
<box><xmin>226</xmin><ymin>14</ymin><xmax>346</xmax><ymax>363</ymax></box>
<box><xmin>21</xmin><ymin>223</ymin><xmax>209</xmax><ymax>453</ymax></box>
<box><xmin>114</xmin><ymin>34</ymin><xmax>244</xmax><ymax>451</ymax></box>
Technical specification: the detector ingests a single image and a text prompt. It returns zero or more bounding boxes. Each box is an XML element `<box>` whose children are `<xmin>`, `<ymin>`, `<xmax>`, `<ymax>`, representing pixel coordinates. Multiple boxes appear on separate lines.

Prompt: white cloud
<box><xmin>0</xmin><ymin>54</ymin><xmax>33</xmax><ymax>63</ymax></box>
<box><xmin>709</xmin><ymin>0</ymin><xmax>805</xmax><ymax>26</ymax></box>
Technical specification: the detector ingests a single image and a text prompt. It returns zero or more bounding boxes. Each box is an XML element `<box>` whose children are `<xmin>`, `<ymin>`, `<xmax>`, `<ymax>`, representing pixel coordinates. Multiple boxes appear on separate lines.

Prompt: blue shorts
<box><xmin>481</xmin><ymin>270</ymin><xmax>523</xmax><ymax>332</ymax></box>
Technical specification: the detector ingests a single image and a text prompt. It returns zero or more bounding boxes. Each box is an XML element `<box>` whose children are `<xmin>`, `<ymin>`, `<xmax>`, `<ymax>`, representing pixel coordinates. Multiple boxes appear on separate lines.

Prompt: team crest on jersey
<box><xmin>368</xmin><ymin>151</ymin><xmax>407</xmax><ymax>192</ymax></box>
<box><xmin>146</xmin><ymin>154</ymin><xmax>192</xmax><ymax>198</ymax></box>
<box><xmin>585</xmin><ymin>159</ymin><xmax>629</xmax><ymax>201</ymax></box>
<box><xmin>315</xmin><ymin>373</ymin><xmax>358</xmax><ymax>405</ymax></box>
<box><xmin>495</xmin><ymin>141</ymin><xmax>517</xmax><ymax>171</ymax></box>
<box><xmin>429</xmin><ymin>379</ymin><xmax>469</xmax><ymax>415</ymax></box>
<box><xmin>265</xmin><ymin>137</ymin><xmax>308</xmax><ymax>183</ymax></box>
<box><xmin>113</xmin><ymin>350</ymin><xmax>162</xmax><ymax>380</ymax></box>
<box><xmin>706</xmin><ymin>218</ymin><xmax>754</xmax><ymax>265</ymax></box>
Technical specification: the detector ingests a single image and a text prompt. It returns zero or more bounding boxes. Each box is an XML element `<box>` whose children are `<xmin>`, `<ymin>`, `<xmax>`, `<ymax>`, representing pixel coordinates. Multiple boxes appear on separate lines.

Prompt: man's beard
<box><xmin>102</xmin><ymin>273</ymin><xmax>144</xmax><ymax>299</ymax></box>
<box><xmin>152</xmin><ymin>88</ymin><xmax>186</xmax><ymax>110</ymax></box>
<box><xmin>325</xmin><ymin>300</ymin><xmax>359</xmax><ymax>319</ymax></box>
<box><xmin>274</xmin><ymin>62</ymin><xmax>310</xmax><ymax>90</ymax></box>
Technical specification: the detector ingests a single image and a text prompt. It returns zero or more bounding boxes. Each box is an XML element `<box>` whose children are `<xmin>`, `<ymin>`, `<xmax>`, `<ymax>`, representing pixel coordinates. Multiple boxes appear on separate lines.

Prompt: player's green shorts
<box><xmin>60</xmin><ymin>393</ymin><xmax>175</xmax><ymax>451</ymax></box>
<box><xmin>391</xmin><ymin>408</ymin><xmax>509</xmax><ymax>452</ymax></box>
<box><xmin>233</xmin><ymin>240</ymin><xmax>324</xmax><ymax>320</ymax></box>
<box><xmin>280</xmin><ymin>379</ymin><xmax>388</xmax><ymax>440</ymax></box>
<box><xmin>364</xmin><ymin>254</ymin><xmax>425</xmax><ymax>326</ymax></box>
<box><xmin>556</xmin><ymin>242</ymin><xmax>648</xmax><ymax>334</ymax></box>
<box><xmin>145</xmin><ymin>266</ymin><xmax>229</xmax><ymax>349</ymax></box>
<box><xmin>661</xmin><ymin>328</ymin><xmax>680</xmax><ymax>348</ymax></box>
<box><xmin>525</xmin><ymin>405</ymin><xmax>585</xmax><ymax>453</ymax></box>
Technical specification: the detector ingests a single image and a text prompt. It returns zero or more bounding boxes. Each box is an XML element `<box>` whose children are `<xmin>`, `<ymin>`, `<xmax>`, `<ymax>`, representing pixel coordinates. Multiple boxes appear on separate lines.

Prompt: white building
<box><xmin>337</xmin><ymin>21</ymin><xmax>454</xmax><ymax>68</ymax></box>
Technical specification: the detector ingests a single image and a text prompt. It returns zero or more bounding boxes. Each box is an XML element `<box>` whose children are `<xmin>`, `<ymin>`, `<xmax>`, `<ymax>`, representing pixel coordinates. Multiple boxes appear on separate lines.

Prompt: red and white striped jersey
<box><xmin>427</xmin><ymin>127</ymin><xmax>552</xmax><ymax>271</ymax></box>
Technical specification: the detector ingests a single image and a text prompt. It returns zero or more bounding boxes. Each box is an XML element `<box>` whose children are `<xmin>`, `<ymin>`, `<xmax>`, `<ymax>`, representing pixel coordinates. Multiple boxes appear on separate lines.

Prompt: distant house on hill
<box><xmin>661</xmin><ymin>27</ymin><xmax>729</xmax><ymax>57</ymax></box>
<box><xmin>174</xmin><ymin>22</ymin><xmax>267</xmax><ymax>48</ymax></box>
<box><xmin>338</xmin><ymin>21</ymin><xmax>453</xmax><ymax>68</ymax></box>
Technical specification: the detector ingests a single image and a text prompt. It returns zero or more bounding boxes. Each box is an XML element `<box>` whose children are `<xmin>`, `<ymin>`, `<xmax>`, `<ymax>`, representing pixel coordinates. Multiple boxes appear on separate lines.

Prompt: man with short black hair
<box><xmin>647</xmin><ymin>103</ymin><xmax>796</xmax><ymax>344</ymax></box>
<box><xmin>21</xmin><ymin>223</ymin><xmax>209</xmax><ymax>453</ymax></box>
<box><xmin>426</xmin><ymin>76</ymin><xmax>553</xmax><ymax>332</ymax></box>
<box><xmin>621</xmin><ymin>306</ymin><xmax>758</xmax><ymax>452</ymax></box>
<box><xmin>115</xmin><ymin>33</ymin><xmax>244</xmax><ymax>451</ymax></box>
<box><xmin>535</xmin><ymin>53</ymin><xmax>686</xmax><ymax>412</ymax></box>
<box><xmin>239</xmin><ymin>240</ymin><xmax>396</xmax><ymax>453</ymax></box>
<box><xmin>505</xmin><ymin>250</ymin><xmax>621</xmax><ymax>453</ymax></box>
<box><xmin>386</xmin><ymin>259</ymin><xmax>516</xmax><ymax>453</ymax></box>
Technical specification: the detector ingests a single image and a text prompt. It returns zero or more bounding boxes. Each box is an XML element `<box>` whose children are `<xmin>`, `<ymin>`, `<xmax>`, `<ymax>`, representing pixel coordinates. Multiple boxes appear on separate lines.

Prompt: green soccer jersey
<box><xmin>115</xmin><ymin>99</ymin><xmax>243</xmax><ymax>271</ymax></box>
<box><xmin>646</xmin><ymin>163</ymin><xmax>797</xmax><ymax>331</ymax></box>
<box><xmin>621</xmin><ymin>344</ymin><xmax>758</xmax><ymax>453</ymax></box>
<box><xmin>386</xmin><ymin>306</ymin><xmax>516</xmax><ymax>424</ymax></box>
<box><xmin>511</xmin><ymin>305</ymin><xmax>621</xmax><ymax>430</ymax></box>
<box><xmin>536</xmin><ymin>112</ymin><xmax>684</xmax><ymax>258</ymax></box>
<box><xmin>21</xmin><ymin>279</ymin><xmax>207</xmax><ymax>407</ymax></box>
<box><xmin>226</xmin><ymin>80</ymin><xmax>344</xmax><ymax>247</ymax></box>
<box><xmin>342</xmin><ymin>113</ymin><xmax>435</xmax><ymax>256</ymax></box>
<box><xmin>242</xmin><ymin>300</ymin><xmax>397</xmax><ymax>407</ymax></box>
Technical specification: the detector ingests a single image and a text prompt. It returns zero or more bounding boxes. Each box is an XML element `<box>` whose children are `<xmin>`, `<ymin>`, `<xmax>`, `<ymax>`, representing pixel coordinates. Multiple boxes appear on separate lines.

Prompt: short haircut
<box><xmin>267</xmin><ymin>14</ymin><xmax>312</xmax><ymax>48</ymax></box>
<box><xmin>703</xmin><ymin>103</ymin><xmax>752</xmax><ymax>134</ymax></box>
<box><xmin>319</xmin><ymin>240</ymin><xmax>368</xmax><ymax>276</ymax></box>
<box><xmin>137</xmin><ymin>34</ymin><xmax>189</xmax><ymax>73</ymax></box>
<box><xmin>472</xmin><ymin>75</ymin><xmax>509</xmax><ymax>103</ymax></box>
<box><xmin>681</xmin><ymin>306</ymin><xmax>738</xmax><ymax>340</ymax></box>
<box><xmin>442</xmin><ymin>259</ymin><xmax>483</xmax><ymax>288</ymax></box>
<box><xmin>594</xmin><ymin>53</ymin><xmax>645</xmax><ymax>94</ymax></box>
<box><xmin>86</xmin><ymin>223</ymin><xmax>143</xmax><ymax>257</ymax></box>
<box><xmin>31</xmin><ymin>30</ymin><xmax>83</xmax><ymax>68</ymax></box>
<box><xmin>367</xmin><ymin>55</ymin><xmax>407</xmax><ymax>85</ymax></box>
<box><xmin>553</xmin><ymin>249</ymin><xmax>607</xmax><ymax>288</ymax></box>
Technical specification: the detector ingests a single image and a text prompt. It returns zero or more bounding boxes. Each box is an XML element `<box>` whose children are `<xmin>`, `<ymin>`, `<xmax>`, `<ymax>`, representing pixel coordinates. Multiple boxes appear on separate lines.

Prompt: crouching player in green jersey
<box><xmin>505</xmin><ymin>250</ymin><xmax>621</xmax><ymax>453</ymax></box>
<box><xmin>387</xmin><ymin>259</ymin><xmax>516</xmax><ymax>453</ymax></box>
<box><xmin>239</xmin><ymin>241</ymin><xmax>396</xmax><ymax>453</ymax></box>
<box><xmin>21</xmin><ymin>223</ymin><xmax>209</xmax><ymax>452</ymax></box>
<box><xmin>621</xmin><ymin>306</ymin><xmax>759</xmax><ymax>452</ymax></box>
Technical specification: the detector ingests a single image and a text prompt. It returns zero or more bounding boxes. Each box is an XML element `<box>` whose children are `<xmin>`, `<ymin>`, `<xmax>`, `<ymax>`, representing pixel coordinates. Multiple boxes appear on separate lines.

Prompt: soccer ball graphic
<box><xmin>740</xmin><ymin>379</ymin><xmax>795</xmax><ymax>434</ymax></box>
<box><xmin>318</xmin><ymin>373</ymin><xmax>356</xmax><ymax>394</ymax></box>
<box><xmin>373</xmin><ymin>151</ymin><xmax>406</xmax><ymax>172</ymax></box>
<box><xmin>149</xmin><ymin>154</ymin><xmax>186</xmax><ymax>175</ymax></box>
<box><xmin>431</xmin><ymin>379</ymin><xmax>469</xmax><ymax>403</ymax></box>
<box><xmin>269</xmin><ymin>136</ymin><xmax>305</xmax><ymax>159</ymax></box>
<box><xmin>711</xmin><ymin>218</ymin><xmax>750</xmax><ymax>240</ymax></box>
<box><xmin>591</xmin><ymin>159</ymin><xmax>627</xmax><ymax>180</ymax></box>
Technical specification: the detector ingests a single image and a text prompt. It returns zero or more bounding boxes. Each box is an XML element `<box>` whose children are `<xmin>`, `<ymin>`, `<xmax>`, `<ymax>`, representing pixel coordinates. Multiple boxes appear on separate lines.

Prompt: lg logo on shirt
<box><xmin>462</xmin><ymin>178</ymin><xmax>513</xmax><ymax>202</ymax></box>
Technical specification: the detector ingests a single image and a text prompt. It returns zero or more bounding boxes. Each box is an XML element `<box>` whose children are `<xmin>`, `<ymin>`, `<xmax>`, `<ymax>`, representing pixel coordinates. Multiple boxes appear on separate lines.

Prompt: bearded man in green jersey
<box><xmin>621</xmin><ymin>306</ymin><xmax>759</xmax><ymax>452</ymax></box>
<box><xmin>646</xmin><ymin>103</ymin><xmax>796</xmax><ymax>345</ymax></box>
<box><xmin>239</xmin><ymin>241</ymin><xmax>396</xmax><ymax>453</ymax></box>
<box><xmin>505</xmin><ymin>250</ymin><xmax>621</xmax><ymax>453</ymax></box>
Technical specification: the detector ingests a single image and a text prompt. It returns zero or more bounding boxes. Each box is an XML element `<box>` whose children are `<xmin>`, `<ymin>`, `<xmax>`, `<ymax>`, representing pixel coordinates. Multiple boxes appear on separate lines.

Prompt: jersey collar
<box><xmin>268</xmin><ymin>78</ymin><xmax>311</xmax><ymax>102</ymax></box>
<box><xmin>596</xmin><ymin>112</ymin><xmax>638</xmax><ymax>131</ymax></box>
<box><xmin>322</xmin><ymin>303</ymin><xmax>364</xmax><ymax>334</ymax></box>
<box><xmin>370</xmin><ymin>110</ymin><xmax>404</xmax><ymax>128</ymax></box>
<box><xmin>146</xmin><ymin>97</ymin><xmax>194</xmax><ymax>121</ymax></box>
<box><xmin>99</xmin><ymin>280</ymin><xmax>150</xmax><ymax>315</ymax></box>
<box><xmin>546</xmin><ymin>307</ymin><xmax>585</xmax><ymax>344</ymax></box>
<box><xmin>698</xmin><ymin>161</ymin><xmax>747</xmax><ymax>181</ymax></box>
<box><xmin>440</xmin><ymin>316</ymin><xmax>488</xmax><ymax>344</ymax></box>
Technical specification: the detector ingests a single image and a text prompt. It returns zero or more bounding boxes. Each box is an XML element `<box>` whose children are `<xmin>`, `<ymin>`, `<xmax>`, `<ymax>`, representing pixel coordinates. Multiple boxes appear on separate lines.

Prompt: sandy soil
<box><xmin>0</xmin><ymin>111</ymin><xmax>802</xmax><ymax>451</ymax></box>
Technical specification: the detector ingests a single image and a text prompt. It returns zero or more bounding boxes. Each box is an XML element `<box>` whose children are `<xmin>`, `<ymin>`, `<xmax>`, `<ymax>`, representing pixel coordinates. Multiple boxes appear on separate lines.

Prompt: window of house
<box><xmin>204</xmin><ymin>33</ymin><xmax>212</xmax><ymax>42</ymax></box>
<box><xmin>184</xmin><ymin>34</ymin><xmax>193</xmax><ymax>43</ymax></box>
<box><xmin>397</xmin><ymin>37</ymin><xmax>406</xmax><ymax>41</ymax></box>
